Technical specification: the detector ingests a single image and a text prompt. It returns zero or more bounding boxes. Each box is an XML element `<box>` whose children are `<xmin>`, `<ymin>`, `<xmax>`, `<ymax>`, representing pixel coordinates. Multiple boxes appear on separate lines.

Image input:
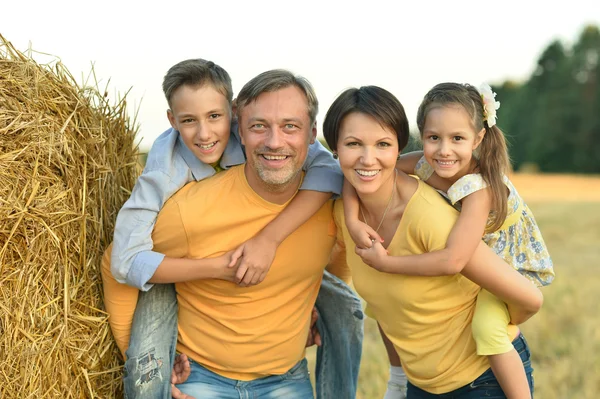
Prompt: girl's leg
<box><xmin>472</xmin><ymin>289</ymin><xmax>531</xmax><ymax>399</ymax></box>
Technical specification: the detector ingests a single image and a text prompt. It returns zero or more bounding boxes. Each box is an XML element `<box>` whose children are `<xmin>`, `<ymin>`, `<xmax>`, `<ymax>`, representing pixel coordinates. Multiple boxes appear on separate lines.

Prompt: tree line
<box><xmin>404</xmin><ymin>25</ymin><xmax>600</xmax><ymax>174</ymax></box>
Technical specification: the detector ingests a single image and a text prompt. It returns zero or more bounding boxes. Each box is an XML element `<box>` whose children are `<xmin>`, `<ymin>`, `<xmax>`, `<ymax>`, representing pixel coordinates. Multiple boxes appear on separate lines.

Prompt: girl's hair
<box><xmin>416</xmin><ymin>83</ymin><xmax>510</xmax><ymax>233</ymax></box>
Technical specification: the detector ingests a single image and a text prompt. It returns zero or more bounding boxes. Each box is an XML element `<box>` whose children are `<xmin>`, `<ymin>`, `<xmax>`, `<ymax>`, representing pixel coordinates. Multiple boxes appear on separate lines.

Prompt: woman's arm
<box><xmin>378</xmin><ymin>323</ymin><xmax>401</xmax><ymax>366</ymax></box>
<box><xmin>461</xmin><ymin>241</ymin><xmax>543</xmax><ymax>324</ymax></box>
<box><xmin>362</xmin><ymin>189</ymin><xmax>490</xmax><ymax>275</ymax></box>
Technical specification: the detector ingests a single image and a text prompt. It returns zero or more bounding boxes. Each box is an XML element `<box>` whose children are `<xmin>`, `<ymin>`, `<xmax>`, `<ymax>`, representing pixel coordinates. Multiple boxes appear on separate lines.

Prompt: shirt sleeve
<box><xmin>151</xmin><ymin>196</ymin><xmax>189</xmax><ymax>259</ymax></box>
<box><xmin>300</xmin><ymin>140</ymin><xmax>344</xmax><ymax>196</ymax></box>
<box><xmin>414</xmin><ymin>155</ymin><xmax>435</xmax><ymax>181</ymax></box>
<box><xmin>111</xmin><ymin>167</ymin><xmax>185</xmax><ymax>291</ymax></box>
<box><xmin>327</xmin><ymin>200</ymin><xmax>351</xmax><ymax>284</ymax></box>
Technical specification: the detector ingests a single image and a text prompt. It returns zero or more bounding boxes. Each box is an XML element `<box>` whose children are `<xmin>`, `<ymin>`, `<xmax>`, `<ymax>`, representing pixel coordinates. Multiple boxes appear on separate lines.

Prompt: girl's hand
<box><xmin>355</xmin><ymin>241</ymin><xmax>389</xmax><ymax>271</ymax></box>
<box><xmin>347</xmin><ymin>220</ymin><xmax>383</xmax><ymax>249</ymax></box>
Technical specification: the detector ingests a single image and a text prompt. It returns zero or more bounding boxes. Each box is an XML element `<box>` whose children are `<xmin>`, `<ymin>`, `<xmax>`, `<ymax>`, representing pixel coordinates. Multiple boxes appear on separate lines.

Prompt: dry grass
<box><xmin>0</xmin><ymin>35</ymin><xmax>138</xmax><ymax>398</ymax></box>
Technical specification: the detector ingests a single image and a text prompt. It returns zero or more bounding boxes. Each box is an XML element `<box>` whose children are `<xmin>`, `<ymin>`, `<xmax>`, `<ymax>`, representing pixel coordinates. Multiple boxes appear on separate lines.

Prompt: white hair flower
<box><xmin>478</xmin><ymin>83</ymin><xmax>501</xmax><ymax>127</ymax></box>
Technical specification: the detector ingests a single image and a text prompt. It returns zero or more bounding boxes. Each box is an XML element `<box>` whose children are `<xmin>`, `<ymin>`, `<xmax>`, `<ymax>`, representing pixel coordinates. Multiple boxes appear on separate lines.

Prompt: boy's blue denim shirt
<box><xmin>111</xmin><ymin>122</ymin><xmax>343</xmax><ymax>290</ymax></box>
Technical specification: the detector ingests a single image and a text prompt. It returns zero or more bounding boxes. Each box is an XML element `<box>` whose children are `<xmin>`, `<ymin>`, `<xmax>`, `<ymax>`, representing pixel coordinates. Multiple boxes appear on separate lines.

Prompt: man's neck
<box><xmin>243</xmin><ymin>165</ymin><xmax>302</xmax><ymax>205</ymax></box>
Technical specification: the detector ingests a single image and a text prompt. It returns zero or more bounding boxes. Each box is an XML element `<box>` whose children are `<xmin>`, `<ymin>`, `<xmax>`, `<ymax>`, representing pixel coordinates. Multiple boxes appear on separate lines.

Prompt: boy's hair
<box><xmin>162</xmin><ymin>59</ymin><xmax>233</xmax><ymax>108</ymax></box>
<box><xmin>416</xmin><ymin>82</ymin><xmax>510</xmax><ymax>233</ymax></box>
<box><xmin>322</xmin><ymin>86</ymin><xmax>409</xmax><ymax>152</ymax></box>
<box><xmin>235</xmin><ymin>69</ymin><xmax>318</xmax><ymax>125</ymax></box>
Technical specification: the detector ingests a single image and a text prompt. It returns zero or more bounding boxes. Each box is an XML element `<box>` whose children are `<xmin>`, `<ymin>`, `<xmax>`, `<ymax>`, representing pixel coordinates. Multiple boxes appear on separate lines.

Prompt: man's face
<box><xmin>238</xmin><ymin>85</ymin><xmax>316</xmax><ymax>190</ymax></box>
<box><xmin>167</xmin><ymin>84</ymin><xmax>231</xmax><ymax>165</ymax></box>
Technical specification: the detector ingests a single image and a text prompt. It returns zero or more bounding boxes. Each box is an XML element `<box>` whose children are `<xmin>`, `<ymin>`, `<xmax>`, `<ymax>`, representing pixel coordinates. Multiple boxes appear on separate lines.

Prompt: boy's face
<box><xmin>167</xmin><ymin>84</ymin><xmax>231</xmax><ymax>165</ymax></box>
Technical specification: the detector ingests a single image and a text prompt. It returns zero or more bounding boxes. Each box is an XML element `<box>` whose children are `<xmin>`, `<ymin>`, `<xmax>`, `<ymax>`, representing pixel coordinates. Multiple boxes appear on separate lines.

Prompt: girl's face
<box><xmin>422</xmin><ymin>104</ymin><xmax>485</xmax><ymax>182</ymax></box>
<box><xmin>337</xmin><ymin>112</ymin><xmax>399</xmax><ymax>196</ymax></box>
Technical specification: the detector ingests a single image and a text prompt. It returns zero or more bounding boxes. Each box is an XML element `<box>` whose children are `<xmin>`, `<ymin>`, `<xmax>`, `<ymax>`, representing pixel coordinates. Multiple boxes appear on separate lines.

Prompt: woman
<box><xmin>323</xmin><ymin>86</ymin><xmax>542</xmax><ymax>398</ymax></box>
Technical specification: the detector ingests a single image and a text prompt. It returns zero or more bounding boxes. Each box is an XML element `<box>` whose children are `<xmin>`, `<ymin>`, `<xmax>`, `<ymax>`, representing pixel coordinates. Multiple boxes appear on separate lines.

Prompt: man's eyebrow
<box><xmin>282</xmin><ymin>118</ymin><xmax>304</xmax><ymax>125</ymax></box>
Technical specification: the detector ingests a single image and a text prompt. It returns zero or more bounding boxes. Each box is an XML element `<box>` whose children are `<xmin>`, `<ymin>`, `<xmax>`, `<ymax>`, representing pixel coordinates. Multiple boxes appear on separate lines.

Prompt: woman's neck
<box><xmin>357</xmin><ymin>170</ymin><xmax>398</xmax><ymax>227</ymax></box>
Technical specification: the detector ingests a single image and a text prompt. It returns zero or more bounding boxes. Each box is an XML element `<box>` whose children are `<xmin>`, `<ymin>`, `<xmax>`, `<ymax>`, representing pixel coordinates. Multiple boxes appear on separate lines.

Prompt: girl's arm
<box><xmin>396</xmin><ymin>151</ymin><xmax>423</xmax><ymax>175</ymax></box>
<box><xmin>229</xmin><ymin>139</ymin><xmax>342</xmax><ymax>286</ymax></box>
<box><xmin>343</xmin><ymin>178</ymin><xmax>383</xmax><ymax>248</ymax></box>
<box><xmin>461</xmin><ymin>241</ymin><xmax>543</xmax><ymax>325</ymax></box>
<box><xmin>359</xmin><ymin>189</ymin><xmax>491</xmax><ymax>275</ymax></box>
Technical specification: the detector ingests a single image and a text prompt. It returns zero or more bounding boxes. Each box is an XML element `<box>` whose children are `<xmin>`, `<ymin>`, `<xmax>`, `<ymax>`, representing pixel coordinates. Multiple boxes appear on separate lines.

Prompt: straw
<box><xmin>0</xmin><ymin>34</ymin><xmax>140</xmax><ymax>398</ymax></box>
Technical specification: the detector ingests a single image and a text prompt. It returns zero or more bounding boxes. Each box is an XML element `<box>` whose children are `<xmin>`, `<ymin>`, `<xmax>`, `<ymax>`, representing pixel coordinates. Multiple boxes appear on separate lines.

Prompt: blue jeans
<box><xmin>178</xmin><ymin>358</ymin><xmax>313</xmax><ymax>398</ymax></box>
<box><xmin>406</xmin><ymin>333</ymin><xmax>535</xmax><ymax>398</ymax></box>
<box><xmin>123</xmin><ymin>270</ymin><xmax>364</xmax><ymax>399</ymax></box>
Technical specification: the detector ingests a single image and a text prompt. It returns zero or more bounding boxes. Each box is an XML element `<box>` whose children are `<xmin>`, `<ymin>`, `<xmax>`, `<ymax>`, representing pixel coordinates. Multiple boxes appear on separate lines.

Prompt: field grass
<box><xmin>308</xmin><ymin>173</ymin><xmax>600</xmax><ymax>398</ymax></box>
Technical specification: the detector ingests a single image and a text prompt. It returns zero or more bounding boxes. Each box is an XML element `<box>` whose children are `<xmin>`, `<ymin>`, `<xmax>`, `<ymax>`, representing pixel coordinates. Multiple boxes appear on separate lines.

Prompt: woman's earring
<box><xmin>397</xmin><ymin>153</ymin><xmax>401</xmax><ymax>160</ymax></box>
<box><xmin>332</xmin><ymin>151</ymin><xmax>338</xmax><ymax>159</ymax></box>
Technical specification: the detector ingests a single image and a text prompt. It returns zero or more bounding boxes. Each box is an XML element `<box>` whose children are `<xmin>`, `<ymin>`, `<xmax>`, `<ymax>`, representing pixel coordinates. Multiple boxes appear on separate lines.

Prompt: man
<box><xmin>103</xmin><ymin>70</ymin><xmax>363</xmax><ymax>398</ymax></box>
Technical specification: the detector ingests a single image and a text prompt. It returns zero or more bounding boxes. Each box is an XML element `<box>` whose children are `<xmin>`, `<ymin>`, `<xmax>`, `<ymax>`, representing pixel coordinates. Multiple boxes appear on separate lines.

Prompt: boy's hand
<box><xmin>213</xmin><ymin>250</ymin><xmax>239</xmax><ymax>283</ymax></box>
<box><xmin>228</xmin><ymin>235</ymin><xmax>277</xmax><ymax>287</ymax></box>
<box><xmin>355</xmin><ymin>241</ymin><xmax>389</xmax><ymax>272</ymax></box>
<box><xmin>171</xmin><ymin>353</ymin><xmax>195</xmax><ymax>399</ymax></box>
<box><xmin>347</xmin><ymin>220</ymin><xmax>383</xmax><ymax>249</ymax></box>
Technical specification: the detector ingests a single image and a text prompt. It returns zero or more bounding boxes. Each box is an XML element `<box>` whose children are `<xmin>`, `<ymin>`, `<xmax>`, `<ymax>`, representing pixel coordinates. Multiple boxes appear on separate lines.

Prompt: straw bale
<box><xmin>0</xmin><ymin>35</ymin><xmax>139</xmax><ymax>398</ymax></box>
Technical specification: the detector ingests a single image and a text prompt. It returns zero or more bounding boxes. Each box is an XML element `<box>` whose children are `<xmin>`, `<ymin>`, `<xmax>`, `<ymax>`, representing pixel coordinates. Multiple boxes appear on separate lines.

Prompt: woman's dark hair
<box><xmin>323</xmin><ymin>86</ymin><xmax>409</xmax><ymax>151</ymax></box>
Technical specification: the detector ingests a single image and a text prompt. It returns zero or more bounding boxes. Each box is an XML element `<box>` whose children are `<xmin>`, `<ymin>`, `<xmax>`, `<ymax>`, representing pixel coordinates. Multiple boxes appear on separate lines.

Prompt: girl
<box><xmin>344</xmin><ymin>82</ymin><xmax>554</xmax><ymax>398</ymax></box>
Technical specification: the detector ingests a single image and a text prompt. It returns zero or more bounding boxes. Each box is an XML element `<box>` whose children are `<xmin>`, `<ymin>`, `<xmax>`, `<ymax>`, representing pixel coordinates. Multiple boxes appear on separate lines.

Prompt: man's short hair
<box><xmin>235</xmin><ymin>69</ymin><xmax>318</xmax><ymax>125</ymax></box>
<box><xmin>162</xmin><ymin>59</ymin><xmax>233</xmax><ymax>108</ymax></box>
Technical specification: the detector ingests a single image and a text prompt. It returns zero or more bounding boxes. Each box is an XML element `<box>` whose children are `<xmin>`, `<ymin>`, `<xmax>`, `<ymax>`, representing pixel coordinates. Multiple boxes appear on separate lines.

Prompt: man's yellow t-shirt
<box><xmin>102</xmin><ymin>164</ymin><xmax>350</xmax><ymax>381</ymax></box>
<box><xmin>335</xmin><ymin>179</ymin><xmax>496</xmax><ymax>394</ymax></box>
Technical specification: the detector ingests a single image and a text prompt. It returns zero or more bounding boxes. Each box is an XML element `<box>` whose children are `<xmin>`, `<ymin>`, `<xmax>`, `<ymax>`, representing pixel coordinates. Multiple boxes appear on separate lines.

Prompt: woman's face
<box><xmin>337</xmin><ymin>112</ymin><xmax>399</xmax><ymax>195</ymax></box>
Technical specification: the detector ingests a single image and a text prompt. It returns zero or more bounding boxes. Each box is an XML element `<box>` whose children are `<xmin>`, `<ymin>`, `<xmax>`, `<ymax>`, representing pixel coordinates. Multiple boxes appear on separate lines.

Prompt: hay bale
<box><xmin>0</xmin><ymin>34</ymin><xmax>139</xmax><ymax>398</ymax></box>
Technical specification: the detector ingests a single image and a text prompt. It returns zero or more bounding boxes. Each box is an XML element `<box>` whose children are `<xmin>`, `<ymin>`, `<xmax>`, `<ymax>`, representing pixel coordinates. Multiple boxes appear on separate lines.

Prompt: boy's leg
<box><xmin>314</xmin><ymin>270</ymin><xmax>364</xmax><ymax>399</ymax></box>
<box><xmin>123</xmin><ymin>283</ymin><xmax>178</xmax><ymax>399</ymax></box>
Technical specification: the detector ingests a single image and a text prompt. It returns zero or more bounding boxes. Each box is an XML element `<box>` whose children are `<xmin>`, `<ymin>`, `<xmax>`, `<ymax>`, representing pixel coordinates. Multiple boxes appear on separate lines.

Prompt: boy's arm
<box><xmin>396</xmin><ymin>151</ymin><xmax>423</xmax><ymax>175</ymax></box>
<box><xmin>230</xmin><ymin>140</ymin><xmax>343</xmax><ymax>286</ymax></box>
<box><xmin>147</xmin><ymin>199</ymin><xmax>238</xmax><ymax>284</ymax></box>
<box><xmin>358</xmin><ymin>189</ymin><xmax>490</xmax><ymax>275</ymax></box>
<box><xmin>300</xmin><ymin>139</ymin><xmax>344</xmax><ymax>195</ymax></box>
<box><xmin>111</xmin><ymin>168</ymin><xmax>176</xmax><ymax>290</ymax></box>
<box><xmin>343</xmin><ymin>178</ymin><xmax>383</xmax><ymax>248</ymax></box>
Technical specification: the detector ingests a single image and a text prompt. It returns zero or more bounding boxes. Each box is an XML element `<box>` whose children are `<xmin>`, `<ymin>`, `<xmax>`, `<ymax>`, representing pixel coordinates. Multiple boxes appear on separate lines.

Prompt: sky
<box><xmin>2</xmin><ymin>0</ymin><xmax>599</xmax><ymax>151</ymax></box>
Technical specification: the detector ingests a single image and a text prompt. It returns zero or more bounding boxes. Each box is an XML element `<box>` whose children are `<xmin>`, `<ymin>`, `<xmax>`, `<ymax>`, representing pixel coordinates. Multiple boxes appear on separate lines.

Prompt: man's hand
<box><xmin>170</xmin><ymin>353</ymin><xmax>194</xmax><ymax>399</ymax></box>
<box><xmin>346</xmin><ymin>220</ymin><xmax>383</xmax><ymax>249</ymax></box>
<box><xmin>228</xmin><ymin>234</ymin><xmax>277</xmax><ymax>287</ymax></box>
<box><xmin>355</xmin><ymin>241</ymin><xmax>390</xmax><ymax>271</ymax></box>
<box><xmin>305</xmin><ymin>307</ymin><xmax>322</xmax><ymax>347</ymax></box>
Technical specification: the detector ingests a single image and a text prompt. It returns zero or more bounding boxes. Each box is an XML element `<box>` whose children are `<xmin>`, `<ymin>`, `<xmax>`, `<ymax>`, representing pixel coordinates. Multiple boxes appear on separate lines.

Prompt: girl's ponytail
<box><xmin>478</xmin><ymin>124</ymin><xmax>510</xmax><ymax>233</ymax></box>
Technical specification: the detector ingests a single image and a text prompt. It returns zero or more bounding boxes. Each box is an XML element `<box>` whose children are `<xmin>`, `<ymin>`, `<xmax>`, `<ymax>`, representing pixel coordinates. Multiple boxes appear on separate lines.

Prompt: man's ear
<box><xmin>238</xmin><ymin>119</ymin><xmax>246</xmax><ymax>146</ymax></box>
<box><xmin>167</xmin><ymin>109</ymin><xmax>177</xmax><ymax>130</ymax></box>
<box><xmin>473</xmin><ymin>127</ymin><xmax>486</xmax><ymax>150</ymax></box>
<box><xmin>310</xmin><ymin>122</ymin><xmax>317</xmax><ymax>144</ymax></box>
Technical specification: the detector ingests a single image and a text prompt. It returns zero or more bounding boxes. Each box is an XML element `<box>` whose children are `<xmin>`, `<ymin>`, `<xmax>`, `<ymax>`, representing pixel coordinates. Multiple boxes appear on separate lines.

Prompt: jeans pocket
<box><xmin>283</xmin><ymin>359</ymin><xmax>310</xmax><ymax>381</ymax></box>
<box><xmin>469</xmin><ymin>368</ymin><xmax>501</xmax><ymax>389</ymax></box>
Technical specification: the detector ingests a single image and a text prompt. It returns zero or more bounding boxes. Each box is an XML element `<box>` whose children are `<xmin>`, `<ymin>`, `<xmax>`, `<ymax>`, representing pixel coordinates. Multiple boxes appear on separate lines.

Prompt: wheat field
<box><xmin>308</xmin><ymin>173</ymin><xmax>600</xmax><ymax>398</ymax></box>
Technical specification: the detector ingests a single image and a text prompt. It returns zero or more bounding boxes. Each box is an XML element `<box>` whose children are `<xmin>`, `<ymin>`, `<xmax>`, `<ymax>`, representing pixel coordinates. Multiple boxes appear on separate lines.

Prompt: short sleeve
<box><xmin>447</xmin><ymin>174</ymin><xmax>488</xmax><ymax>205</ymax></box>
<box><xmin>414</xmin><ymin>156</ymin><xmax>434</xmax><ymax>181</ymax></box>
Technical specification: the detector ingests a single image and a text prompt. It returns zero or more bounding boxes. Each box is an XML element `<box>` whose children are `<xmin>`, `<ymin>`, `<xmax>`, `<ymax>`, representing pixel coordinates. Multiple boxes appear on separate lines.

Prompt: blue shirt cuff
<box><xmin>126</xmin><ymin>251</ymin><xmax>166</xmax><ymax>291</ymax></box>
